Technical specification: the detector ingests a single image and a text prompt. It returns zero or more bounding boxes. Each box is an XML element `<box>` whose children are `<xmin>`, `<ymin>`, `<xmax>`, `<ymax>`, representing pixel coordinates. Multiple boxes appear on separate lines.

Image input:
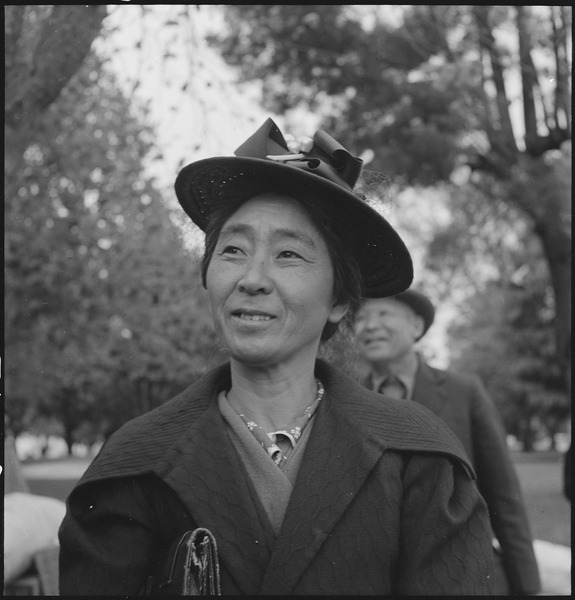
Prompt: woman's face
<box><xmin>206</xmin><ymin>193</ymin><xmax>348</xmax><ymax>371</ymax></box>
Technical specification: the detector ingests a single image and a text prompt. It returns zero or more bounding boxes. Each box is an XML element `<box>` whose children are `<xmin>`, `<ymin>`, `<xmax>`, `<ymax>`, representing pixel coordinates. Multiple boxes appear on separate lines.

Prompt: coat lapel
<box><xmin>258</xmin><ymin>391</ymin><xmax>384</xmax><ymax>595</ymax></box>
<box><xmin>412</xmin><ymin>360</ymin><xmax>448</xmax><ymax>417</ymax></box>
<box><xmin>156</xmin><ymin>398</ymin><xmax>275</xmax><ymax>595</ymax></box>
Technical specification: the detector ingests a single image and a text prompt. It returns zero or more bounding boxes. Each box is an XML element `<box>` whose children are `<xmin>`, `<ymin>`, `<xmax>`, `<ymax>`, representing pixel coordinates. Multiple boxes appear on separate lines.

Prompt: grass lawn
<box><xmin>21</xmin><ymin>477</ymin><xmax>79</xmax><ymax>504</ymax></box>
<box><xmin>511</xmin><ymin>450</ymin><xmax>571</xmax><ymax>547</ymax></box>
<box><xmin>20</xmin><ymin>456</ymin><xmax>91</xmax><ymax>504</ymax></box>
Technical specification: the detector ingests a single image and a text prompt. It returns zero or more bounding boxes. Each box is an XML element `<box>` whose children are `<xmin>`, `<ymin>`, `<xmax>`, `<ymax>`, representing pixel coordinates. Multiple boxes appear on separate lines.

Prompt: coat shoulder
<box><xmin>422</xmin><ymin>362</ymin><xmax>483</xmax><ymax>392</ymax></box>
<box><xmin>77</xmin><ymin>364</ymin><xmax>231</xmax><ymax>486</ymax></box>
<box><xmin>317</xmin><ymin>360</ymin><xmax>476</xmax><ymax>478</ymax></box>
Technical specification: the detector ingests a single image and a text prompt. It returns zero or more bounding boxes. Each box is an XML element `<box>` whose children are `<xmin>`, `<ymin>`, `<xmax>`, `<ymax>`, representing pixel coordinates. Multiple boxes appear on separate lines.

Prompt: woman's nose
<box><xmin>237</xmin><ymin>257</ymin><xmax>273</xmax><ymax>294</ymax></box>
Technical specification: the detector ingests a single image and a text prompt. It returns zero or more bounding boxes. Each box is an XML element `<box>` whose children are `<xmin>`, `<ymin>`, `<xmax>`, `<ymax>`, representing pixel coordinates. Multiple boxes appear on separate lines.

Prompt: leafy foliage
<box><xmin>5</xmin><ymin>5</ymin><xmax>108</xmax><ymax>192</ymax></box>
<box><xmin>448</xmin><ymin>279</ymin><xmax>570</xmax><ymax>449</ymax></box>
<box><xmin>5</xmin><ymin>54</ymin><xmax>217</xmax><ymax>450</ymax></box>
<box><xmin>213</xmin><ymin>6</ymin><xmax>570</xmax><ymax>176</ymax></box>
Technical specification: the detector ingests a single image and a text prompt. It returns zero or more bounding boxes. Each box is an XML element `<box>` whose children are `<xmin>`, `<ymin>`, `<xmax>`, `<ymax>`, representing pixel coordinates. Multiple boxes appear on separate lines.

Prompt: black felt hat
<box><xmin>175</xmin><ymin>118</ymin><xmax>413</xmax><ymax>298</ymax></box>
<box><xmin>394</xmin><ymin>289</ymin><xmax>435</xmax><ymax>339</ymax></box>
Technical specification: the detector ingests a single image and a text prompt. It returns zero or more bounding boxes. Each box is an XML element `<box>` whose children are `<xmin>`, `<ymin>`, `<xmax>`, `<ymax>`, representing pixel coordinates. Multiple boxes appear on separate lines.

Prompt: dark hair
<box><xmin>201</xmin><ymin>192</ymin><xmax>363</xmax><ymax>341</ymax></box>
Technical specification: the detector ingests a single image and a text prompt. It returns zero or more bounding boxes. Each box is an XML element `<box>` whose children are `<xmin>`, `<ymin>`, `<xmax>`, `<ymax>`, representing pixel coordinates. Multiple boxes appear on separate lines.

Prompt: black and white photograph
<box><xmin>4</xmin><ymin>5</ymin><xmax>571</xmax><ymax>596</ymax></box>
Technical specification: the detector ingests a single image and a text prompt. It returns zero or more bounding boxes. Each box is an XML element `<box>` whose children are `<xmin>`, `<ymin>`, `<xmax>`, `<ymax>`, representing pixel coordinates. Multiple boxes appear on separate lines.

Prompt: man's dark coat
<box><xmin>410</xmin><ymin>360</ymin><xmax>541</xmax><ymax>594</ymax></box>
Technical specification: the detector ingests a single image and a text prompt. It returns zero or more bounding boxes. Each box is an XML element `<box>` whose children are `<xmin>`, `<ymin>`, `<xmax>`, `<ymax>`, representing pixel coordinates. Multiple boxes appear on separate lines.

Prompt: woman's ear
<box><xmin>327</xmin><ymin>301</ymin><xmax>349</xmax><ymax>324</ymax></box>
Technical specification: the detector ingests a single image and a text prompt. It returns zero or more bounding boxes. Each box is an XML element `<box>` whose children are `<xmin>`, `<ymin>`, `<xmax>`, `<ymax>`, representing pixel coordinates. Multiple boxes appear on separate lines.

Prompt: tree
<box><xmin>447</xmin><ymin>272</ymin><xmax>570</xmax><ymax>451</ymax></box>
<box><xmin>210</xmin><ymin>4</ymin><xmax>571</xmax><ymax>398</ymax></box>
<box><xmin>5</xmin><ymin>5</ymin><xmax>245</xmax><ymax>451</ymax></box>
<box><xmin>5</xmin><ymin>5</ymin><xmax>108</xmax><ymax>196</ymax></box>
<box><xmin>5</xmin><ymin>53</ymin><xmax>218</xmax><ymax>452</ymax></box>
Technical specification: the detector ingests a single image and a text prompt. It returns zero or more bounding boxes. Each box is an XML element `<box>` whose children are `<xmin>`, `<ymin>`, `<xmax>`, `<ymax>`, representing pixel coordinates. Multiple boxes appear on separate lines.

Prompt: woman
<box><xmin>59</xmin><ymin>119</ymin><xmax>495</xmax><ymax>595</ymax></box>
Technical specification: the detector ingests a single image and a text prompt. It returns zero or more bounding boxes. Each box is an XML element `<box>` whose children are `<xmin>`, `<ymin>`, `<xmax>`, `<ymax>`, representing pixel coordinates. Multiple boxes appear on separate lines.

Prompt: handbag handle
<box><xmin>146</xmin><ymin>528</ymin><xmax>221</xmax><ymax>595</ymax></box>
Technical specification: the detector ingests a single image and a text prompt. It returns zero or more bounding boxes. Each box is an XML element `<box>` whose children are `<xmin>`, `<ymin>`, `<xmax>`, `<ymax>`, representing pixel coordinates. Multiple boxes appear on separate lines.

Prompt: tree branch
<box><xmin>552</xmin><ymin>7</ymin><xmax>572</xmax><ymax>135</ymax></box>
<box><xmin>473</xmin><ymin>6</ymin><xmax>518</xmax><ymax>162</ymax></box>
<box><xmin>29</xmin><ymin>6</ymin><xmax>108</xmax><ymax>113</ymax></box>
<box><xmin>516</xmin><ymin>7</ymin><xmax>540</xmax><ymax>152</ymax></box>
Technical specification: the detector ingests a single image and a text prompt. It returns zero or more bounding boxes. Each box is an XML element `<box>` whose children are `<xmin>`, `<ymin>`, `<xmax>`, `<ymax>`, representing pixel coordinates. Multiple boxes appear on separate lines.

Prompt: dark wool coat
<box><xmin>59</xmin><ymin>360</ymin><xmax>495</xmax><ymax>596</ymax></box>
<box><xmin>410</xmin><ymin>361</ymin><xmax>541</xmax><ymax>594</ymax></box>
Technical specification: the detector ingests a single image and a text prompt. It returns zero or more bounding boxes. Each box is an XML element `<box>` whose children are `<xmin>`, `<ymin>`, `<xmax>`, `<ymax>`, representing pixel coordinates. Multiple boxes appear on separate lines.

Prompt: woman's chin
<box><xmin>228</xmin><ymin>346</ymin><xmax>275</xmax><ymax>367</ymax></box>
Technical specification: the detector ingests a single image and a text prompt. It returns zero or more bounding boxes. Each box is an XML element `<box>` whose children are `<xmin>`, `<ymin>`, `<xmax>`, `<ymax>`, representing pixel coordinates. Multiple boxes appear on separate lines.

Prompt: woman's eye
<box><xmin>218</xmin><ymin>244</ymin><xmax>243</xmax><ymax>257</ymax></box>
<box><xmin>278</xmin><ymin>250</ymin><xmax>302</xmax><ymax>259</ymax></box>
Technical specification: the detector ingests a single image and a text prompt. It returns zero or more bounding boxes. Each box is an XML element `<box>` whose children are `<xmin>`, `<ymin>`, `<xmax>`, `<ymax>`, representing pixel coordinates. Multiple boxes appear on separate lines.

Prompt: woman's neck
<box><xmin>227</xmin><ymin>360</ymin><xmax>319</xmax><ymax>431</ymax></box>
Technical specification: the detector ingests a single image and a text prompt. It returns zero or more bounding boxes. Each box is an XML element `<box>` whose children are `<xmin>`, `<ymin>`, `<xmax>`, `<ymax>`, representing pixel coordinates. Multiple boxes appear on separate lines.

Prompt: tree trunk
<box><xmin>64</xmin><ymin>433</ymin><xmax>75</xmax><ymax>457</ymax></box>
<box><xmin>521</xmin><ymin>419</ymin><xmax>536</xmax><ymax>452</ymax></box>
<box><xmin>508</xmin><ymin>153</ymin><xmax>572</xmax><ymax>387</ymax></box>
<box><xmin>516</xmin><ymin>7</ymin><xmax>540</xmax><ymax>151</ymax></box>
<box><xmin>473</xmin><ymin>6</ymin><xmax>518</xmax><ymax>164</ymax></box>
<box><xmin>473</xmin><ymin>6</ymin><xmax>572</xmax><ymax>396</ymax></box>
<box><xmin>5</xmin><ymin>5</ymin><xmax>107</xmax><ymax>198</ymax></box>
<box><xmin>548</xmin><ymin>434</ymin><xmax>556</xmax><ymax>451</ymax></box>
<box><xmin>539</xmin><ymin>224</ymin><xmax>571</xmax><ymax>384</ymax></box>
<box><xmin>551</xmin><ymin>7</ymin><xmax>572</xmax><ymax>134</ymax></box>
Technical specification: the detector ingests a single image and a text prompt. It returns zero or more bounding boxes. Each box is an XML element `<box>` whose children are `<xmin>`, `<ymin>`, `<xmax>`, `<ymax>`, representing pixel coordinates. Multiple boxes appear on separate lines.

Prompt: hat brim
<box><xmin>175</xmin><ymin>156</ymin><xmax>413</xmax><ymax>298</ymax></box>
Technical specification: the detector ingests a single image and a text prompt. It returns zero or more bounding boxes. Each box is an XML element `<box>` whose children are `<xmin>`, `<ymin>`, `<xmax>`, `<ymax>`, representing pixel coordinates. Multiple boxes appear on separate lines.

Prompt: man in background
<box><xmin>353</xmin><ymin>289</ymin><xmax>541</xmax><ymax>596</ymax></box>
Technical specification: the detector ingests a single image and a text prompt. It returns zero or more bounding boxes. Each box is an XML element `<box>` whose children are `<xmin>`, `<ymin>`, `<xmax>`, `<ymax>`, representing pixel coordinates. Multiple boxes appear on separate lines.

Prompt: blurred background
<box><xmin>4</xmin><ymin>5</ymin><xmax>571</xmax><ymax>594</ymax></box>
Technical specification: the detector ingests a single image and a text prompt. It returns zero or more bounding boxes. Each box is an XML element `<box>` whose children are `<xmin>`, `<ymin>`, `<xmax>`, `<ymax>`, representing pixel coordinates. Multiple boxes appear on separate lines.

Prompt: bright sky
<box><xmin>96</xmin><ymin>5</ymin><xmax>278</xmax><ymax>193</ymax></box>
<box><xmin>94</xmin><ymin>5</ymin><xmax>418</xmax><ymax>190</ymax></box>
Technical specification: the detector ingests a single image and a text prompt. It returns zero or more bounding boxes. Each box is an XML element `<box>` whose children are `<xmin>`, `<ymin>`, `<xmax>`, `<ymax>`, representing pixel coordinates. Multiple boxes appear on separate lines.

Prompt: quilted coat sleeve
<box><xmin>396</xmin><ymin>453</ymin><xmax>495</xmax><ymax>595</ymax></box>
<box><xmin>469</xmin><ymin>378</ymin><xmax>541</xmax><ymax>594</ymax></box>
<box><xmin>58</xmin><ymin>475</ymin><xmax>195</xmax><ymax>596</ymax></box>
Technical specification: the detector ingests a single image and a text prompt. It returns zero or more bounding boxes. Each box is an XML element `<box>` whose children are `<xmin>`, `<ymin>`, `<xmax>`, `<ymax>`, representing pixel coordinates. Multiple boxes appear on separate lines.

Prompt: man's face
<box><xmin>354</xmin><ymin>298</ymin><xmax>423</xmax><ymax>365</ymax></box>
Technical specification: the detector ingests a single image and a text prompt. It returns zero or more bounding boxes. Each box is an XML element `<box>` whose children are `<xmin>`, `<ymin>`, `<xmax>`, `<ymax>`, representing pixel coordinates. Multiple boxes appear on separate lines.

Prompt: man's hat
<box><xmin>175</xmin><ymin>118</ymin><xmax>413</xmax><ymax>298</ymax></box>
<box><xmin>394</xmin><ymin>289</ymin><xmax>435</xmax><ymax>339</ymax></box>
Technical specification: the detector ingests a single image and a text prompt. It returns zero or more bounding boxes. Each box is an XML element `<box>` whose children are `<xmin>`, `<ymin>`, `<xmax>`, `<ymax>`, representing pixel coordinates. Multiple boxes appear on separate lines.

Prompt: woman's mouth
<box><xmin>364</xmin><ymin>337</ymin><xmax>388</xmax><ymax>345</ymax></box>
<box><xmin>239</xmin><ymin>313</ymin><xmax>272</xmax><ymax>321</ymax></box>
<box><xmin>232</xmin><ymin>310</ymin><xmax>275</xmax><ymax>322</ymax></box>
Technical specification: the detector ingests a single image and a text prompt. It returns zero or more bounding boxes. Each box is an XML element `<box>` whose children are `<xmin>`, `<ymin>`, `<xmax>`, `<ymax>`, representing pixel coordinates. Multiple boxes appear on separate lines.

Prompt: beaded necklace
<box><xmin>234</xmin><ymin>379</ymin><xmax>324</xmax><ymax>465</ymax></box>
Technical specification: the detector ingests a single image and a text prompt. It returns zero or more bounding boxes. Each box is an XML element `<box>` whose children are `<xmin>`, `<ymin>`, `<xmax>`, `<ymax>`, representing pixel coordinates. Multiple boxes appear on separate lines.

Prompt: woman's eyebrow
<box><xmin>219</xmin><ymin>224</ymin><xmax>316</xmax><ymax>249</ymax></box>
<box><xmin>219</xmin><ymin>223</ymin><xmax>252</xmax><ymax>239</ymax></box>
<box><xmin>273</xmin><ymin>228</ymin><xmax>316</xmax><ymax>249</ymax></box>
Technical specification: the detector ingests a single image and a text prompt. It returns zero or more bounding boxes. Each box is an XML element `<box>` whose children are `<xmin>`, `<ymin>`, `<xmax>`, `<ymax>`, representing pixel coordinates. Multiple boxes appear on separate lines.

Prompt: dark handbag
<box><xmin>145</xmin><ymin>528</ymin><xmax>221</xmax><ymax>595</ymax></box>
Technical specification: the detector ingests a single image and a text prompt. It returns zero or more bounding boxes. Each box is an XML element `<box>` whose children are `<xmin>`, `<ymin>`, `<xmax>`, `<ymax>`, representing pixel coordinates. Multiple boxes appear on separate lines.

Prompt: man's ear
<box><xmin>413</xmin><ymin>315</ymin><xmax>425</xmax><ymax>340</ymax></box>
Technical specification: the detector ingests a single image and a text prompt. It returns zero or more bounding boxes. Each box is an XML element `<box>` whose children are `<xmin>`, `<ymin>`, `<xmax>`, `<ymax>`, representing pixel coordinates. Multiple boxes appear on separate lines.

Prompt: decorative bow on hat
<box><xmin>234</xmin><ymin>118</ymin><xmax>364</xmax><ymax>193</ymax></box>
